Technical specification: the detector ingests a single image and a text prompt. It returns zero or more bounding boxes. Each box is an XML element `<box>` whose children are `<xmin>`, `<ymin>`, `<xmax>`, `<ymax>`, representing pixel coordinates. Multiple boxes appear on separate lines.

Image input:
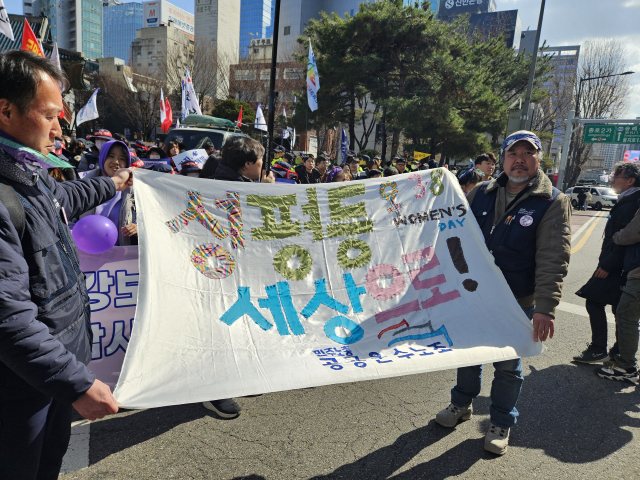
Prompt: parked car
<box><xmin>567</xmin><ymin>185</ymin><xmax>617</xmax><ymax>210</ymax></box>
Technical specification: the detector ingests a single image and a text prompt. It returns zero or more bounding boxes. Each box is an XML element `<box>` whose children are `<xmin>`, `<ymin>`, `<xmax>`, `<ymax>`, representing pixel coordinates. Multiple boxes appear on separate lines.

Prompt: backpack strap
<box><xmin>0</xmin><ymin>177</ymin><xmax>26</xmax><ymax>240</ymax></box>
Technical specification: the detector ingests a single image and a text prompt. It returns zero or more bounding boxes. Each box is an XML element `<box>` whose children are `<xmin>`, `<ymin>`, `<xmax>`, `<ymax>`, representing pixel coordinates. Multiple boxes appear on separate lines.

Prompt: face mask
<box><xmin>149</xmin><ymin>153</ymin><xmax>161</xmax><ymax>159</ymax></box>
<box><xmin>95</xmin><ymin>139</ymin><xmax>107</xmax><ymax>150</ymax></box>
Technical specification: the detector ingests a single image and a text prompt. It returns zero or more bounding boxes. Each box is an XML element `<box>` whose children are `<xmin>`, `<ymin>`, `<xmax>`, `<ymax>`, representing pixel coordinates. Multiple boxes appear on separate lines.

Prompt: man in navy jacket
<box><xmin>0</xmin><ymin>51</ymin><xmax>132</xmax><ymax>479</ymax></box>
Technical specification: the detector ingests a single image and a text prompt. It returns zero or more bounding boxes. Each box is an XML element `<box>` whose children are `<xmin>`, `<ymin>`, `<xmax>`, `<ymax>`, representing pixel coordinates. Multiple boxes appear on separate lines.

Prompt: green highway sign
<box><xmin>583</xmin><ymin>124</ymin><xmax>640</xmax><ymax>144</ymax></box>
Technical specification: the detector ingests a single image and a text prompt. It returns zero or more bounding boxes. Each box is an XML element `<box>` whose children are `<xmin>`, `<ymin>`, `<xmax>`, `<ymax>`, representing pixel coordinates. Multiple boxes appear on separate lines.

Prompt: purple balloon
<box><xmin>72</xmin><ymin>215</ymin><xmax>118</xmax><ymax>254</ymax></box>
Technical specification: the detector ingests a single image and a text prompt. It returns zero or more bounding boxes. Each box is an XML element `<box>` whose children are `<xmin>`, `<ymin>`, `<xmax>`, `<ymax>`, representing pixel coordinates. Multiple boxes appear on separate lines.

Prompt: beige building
<box><xmin>194</xmin><ymin>0</ymin><xmax>240</xmax><ymax>97</ymax></box>
<box><xmin>244</xmin><ymin>36</ymin><xmax>273</xmax><ymax>65</ymax></box>
<box><xmin>130</xmin><ymin>20</ymin><xmax>194</xmax><ymax>86</ymax></box>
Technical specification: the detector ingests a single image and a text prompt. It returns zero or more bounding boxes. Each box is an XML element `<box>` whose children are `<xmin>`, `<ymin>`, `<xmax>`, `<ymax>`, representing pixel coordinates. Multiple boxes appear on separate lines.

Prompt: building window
<box><xmin>117</xmin><ymin>66</ymin><xmax>122</xmax><ymax>71</ymax></box>
<box><xmin>284</xmin><ymin>26</ymin><xmax>290</xmax><ymax>35</ymax></box>
<box><xmin>283</xmin><ymin>68</ymin><xmax>304</xmax><ymax>80</ymax></box>
<box><xmin>148</xmin><ymin>51</ymin><xmax>152</xmax><ymax>55</ymax></box>
<box><xmin>254</xmin><ymin>48</ymin><xmax>259</xmax><ymax>53</ymax></box>
<box><xmin>157</xmin><ymin>40</ymin><xmax>161</xmax><ymax>43</ymax></box>
<box><xmin>234</xmin><ymin>70</ymin><xmax>256</xmax><ymax>81</ymax></box>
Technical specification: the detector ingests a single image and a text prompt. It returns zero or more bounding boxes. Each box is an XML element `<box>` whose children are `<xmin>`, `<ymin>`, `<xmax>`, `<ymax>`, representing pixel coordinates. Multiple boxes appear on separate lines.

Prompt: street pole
<box><xmin>266</xmin><ymin>0</ymin><xmax>282</xmax><ymax>169</ymax></box>
<box><xmin>556</xmin><ymin>109</ymin><xmax>574</xmax><ymax>190</ymax></box>
<box><xmin>520</xmin><ymin>0</ymin><xmax>546</xmax><ymax>130</ymax></box>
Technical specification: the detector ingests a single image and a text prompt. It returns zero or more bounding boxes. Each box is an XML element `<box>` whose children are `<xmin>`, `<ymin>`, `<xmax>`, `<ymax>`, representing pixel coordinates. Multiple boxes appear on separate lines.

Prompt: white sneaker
<box><xmin>435</xmin><ymin>403</ymin><xmax>473</xmax><ymax>428</ymax></box>
<box><xmin>484</xmin><ymin>423</ymin><xmax>510</xmax><ymax>455</ymax></box>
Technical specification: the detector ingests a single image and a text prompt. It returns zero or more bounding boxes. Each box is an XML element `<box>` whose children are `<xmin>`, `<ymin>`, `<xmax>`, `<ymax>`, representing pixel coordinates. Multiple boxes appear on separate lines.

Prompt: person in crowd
<box><xmin>595</xmin><ymin>174</ymin><xmax>640</xmax><ymax>384</ymax></box>
<box><xmin>180</xmin><ymin>161</ymin><xmax>201</xmax><ymax>177</ymax></box>
<box><xmin>112</xmin><ymin>133</ymin><xmax>128</xmax><ymax>144</ymax></box>
<box><xmin>271</xmin><ymin>160</ymin><xmax>299</xmax><ymax>183</ymax></box>
<box><xmin>327</xmin><ymin>167</ymin><xmax>347</xmax><ymax>182</ymax></box>
<box><xmin>77</xmin><ymin>129</ymin><xmax>113</xmax><ymax>172</ymax></box>
<box><xmin>145</xmin><ymin>146</ymin><xmax>168</xmax><ymax>160</ymax></box>
<box><xmin>584</xmin><ymin>189</ymin><xmax>592</xmax><ymax>210</ymax></box>
<box><xmin>204</xmin><ymin>136</ymin><xmax>273</xmax><ymax>418</ymax></box>
<box><xmin>316</xmin><ymin>155</ymin><xmax>330</xmax><ymax>182</ymax></box>
<box><xmin>295</xmin><ymin>155</ymin><xmax>322</xmax><ymax>184</ymax></box>
<box><xmin>49</xmin><ymin>140</ymin><xmax>77</xmax><ymax>182</ymax></box>
<box><xmin>164</xmin><ymin>140</ymin><xmax>180</xmax><ymax>158</ymax></box>
<box><xmin>475</xmin><ymin>152</ymin><xmax>496</xmax><ymax>180</ymax></box>
<box><xmin>0</xmin><ymin>50</ymin><xmax>130</xmax><ymax>479</ymax></box>
<box><xmin>457</xmin><ymin>166</ymin><xmax>483</xmax><ymax>195</ymax></box>
<box><xmin>574</xmin><ymin>163</ymin><xmax>640</xmax><ymax>364</ymax></box>
<box><xmin>395</xmin><ymin>157</ymin><xmax>408</xmax><ymax>174</ymax></box>
<box><xmin>368</xmin><ymin>169</ymin><xmax>382</xmax><ymax>179</ymax></box>
<box><xmin>347</xmin><ymin>156</ymin><xmax>365</xmax><ymax>179</ymax></box>
<box><xmin>366</xmin><ymin>157</ymin><xmax>381</xmax><ymax>174</ymax></box>
<box><xmin>418</xmin><ymin>160</ymin><xmax>430</xmax><ymax>170</ymax></box>
<box><xmin>81</xmin><ymin>140</ymin><xmax>137</xmax><ymax>246</ymax></box>
<box><xmin>202</xmin><ymin>140</ymin><xmax>215</xmax><ymax>156</ymax></box>
<box><xmin>428</xmin><ymin>157</ymin><xmax>437</xmax><ymax>169</ymax></box>
<box><xmin>576</xmin><ymin>188</ymin><xmax>587</xmax><ymax>211</ymax></box>
<box><xmin>435</xmin><ymin>131</ymin><xmax>571</xmax><ymax>455</ymax></box>
<box><xmin>200</xmin><ymin>152</ymin><xmax>222</xmax><ymax>178</ymax></box>
<box><xmin>383</xmin><ymin>166</ymin><xmax>398</xmax><ymax>177</ymax></box>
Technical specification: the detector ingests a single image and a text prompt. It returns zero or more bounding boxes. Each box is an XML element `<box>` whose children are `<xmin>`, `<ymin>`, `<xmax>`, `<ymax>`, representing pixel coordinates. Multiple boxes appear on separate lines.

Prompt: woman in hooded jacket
<box><xmin>81</xmin><ymin>140</ymin><xmax>137</xmax><ymax>245</ymax></box>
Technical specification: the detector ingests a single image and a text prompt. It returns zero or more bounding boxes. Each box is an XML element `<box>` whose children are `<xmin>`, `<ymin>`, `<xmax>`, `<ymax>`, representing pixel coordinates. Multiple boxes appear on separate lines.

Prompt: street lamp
<box><xmin>564</xmin><ymin>70</ymin><xmax>635</xmax><ymax>187</ymax></box>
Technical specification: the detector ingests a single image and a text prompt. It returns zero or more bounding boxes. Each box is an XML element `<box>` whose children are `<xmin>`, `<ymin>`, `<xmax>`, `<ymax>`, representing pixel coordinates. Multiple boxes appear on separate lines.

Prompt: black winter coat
<box><xmin>209</xmin><ymin>164</ymin><xmax>253</xmax><ymax>182</ymax></box>
<box><xmin>0</xmin><ymin>148</ymin><xmax>115</xmax><ymax>403</ymax></box>
<box><xmin>598</xmin><ymin>190</ymin><xmax>640</xmax><ymax>275</ymax></box>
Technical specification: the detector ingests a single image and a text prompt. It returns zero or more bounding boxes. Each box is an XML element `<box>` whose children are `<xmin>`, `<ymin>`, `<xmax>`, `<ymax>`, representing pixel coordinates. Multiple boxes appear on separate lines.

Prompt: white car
<box><xmin>565</xmin><ymin>186</ymin><xmax>617</xmax><ymax>210</ymax></box>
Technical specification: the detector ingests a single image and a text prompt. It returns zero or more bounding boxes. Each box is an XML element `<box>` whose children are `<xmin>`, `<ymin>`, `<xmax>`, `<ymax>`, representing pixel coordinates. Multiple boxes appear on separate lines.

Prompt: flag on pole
<box><xmin>341</xmin><ymin>128</ymin><xmax>348</xmax><ymax>163</ymax></box>
<box><xmin>306</xmin><ymin>40</ymin><xmax>320</xmax><ymax>112</ymax></box>
<box><xmin>283</xmin><ymin>105</ymin><xmax>287</xmax><ymax>118</ymax></box>
<box><xmin>51</xmin><ymin>41</ymin><xmax>61</xmax><ymax>71</ymax></box>
<box><xmin>255</xmin><ymin>103</ymin><xmax>267</xmax><ymax>132</ymax></box>
<box><xmin>160</xmin><ymin>88</ymin><xmax>167</xmax><ymax>127</ymax></box>
<box><xmin>21</xmin><ymin>18</ymin><xmax>44</xmax><ymax>57</ymax></box>
<box><xmin>184</xmin><ymin>68</ymin><xmax>202</xmax><ymax>116</ymax></box>
<box><xmin>175</xmin><ymin>118</ymin><xmax>180</xmax><ymax>128</ymax></box>
<box><xmin>165</xmin><ymin>98</ymin><xmax>172</xmax><ymax>130</ymax></box>
<box><xmin>237</xmin><ymin>106</ymin><xmax>243</xmax><ymax>127</ymax></box>
<box><xmin>76</xmin><ymin>88</ymin><xmax>100</xmax><ymax>126</ymax></box>
<box><xmin>291</xmin><ymin>128</ymin><xmax>296</xmax><ymax>148</ymax></box>
<box><xmin>160</xmin><ymin>89</ymin><xmax>172</xmax><ymax>134</ymax></box>
<box><xmin>181</xmin><ymin>80</ymin><xmax>186</xmax><ymax>120</ymax></box>
<box><xmin>0</xmin><ymin>2</ymin><xmax>14</xmax><ymax>41</ymax></box>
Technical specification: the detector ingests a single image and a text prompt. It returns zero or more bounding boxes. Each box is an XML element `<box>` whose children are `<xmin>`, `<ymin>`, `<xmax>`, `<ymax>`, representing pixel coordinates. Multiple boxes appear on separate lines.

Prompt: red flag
<box><xmin>21</xmin><ymin>19</ymin><xmax>44</xmax><ymax>57</ymax></box>
<box><xmin>237</xmin><ymin>106</ymin><xmax>242</xmax><ymax>127</ymax></box>
<box><xmin>162</xmin><ymin>98</ymin><xmax>172</xmax><ymax>134</ymax></box>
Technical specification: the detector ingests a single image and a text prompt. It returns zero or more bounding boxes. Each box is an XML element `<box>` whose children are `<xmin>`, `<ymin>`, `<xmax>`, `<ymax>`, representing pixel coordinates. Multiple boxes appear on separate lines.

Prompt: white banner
<box><xmin>172</xmin><ymin>149</ymin><xmax>207</xmax><ymax>170</ymax></box>
<box><xmin>114</xmin><ymin>169</ymin><xmax>543</xmax><ymax>408</ymax></box>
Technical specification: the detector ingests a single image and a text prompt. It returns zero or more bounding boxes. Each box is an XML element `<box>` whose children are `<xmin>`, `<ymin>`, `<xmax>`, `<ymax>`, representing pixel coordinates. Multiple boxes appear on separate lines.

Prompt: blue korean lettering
<box><xmin>220</xmin><ymin>287</ymin><xmax>273</xmax><ymax>331</ymax></box>
<box><xmin>105</xmin><ymin>319</ymin><xmax>130</xmax><ymax>356</ymax></box>
<box><xmin>324</xmin><ymin>316</ymin><xmax>364</xmax><ymax>345</ymax></box>
<box><xmin>114</xmin><ymin>270</ymin><xmax>139</xmax><ymax>308</ymax></box>
<box><xmin>301</xmin><ymin>278</ymin><xmax>349</xmax><ymax>319</ymax></box>
<box><xmin>91</xmin><ymin>322</ymin><xmax>106</xmax><ymax>360</ymax></box>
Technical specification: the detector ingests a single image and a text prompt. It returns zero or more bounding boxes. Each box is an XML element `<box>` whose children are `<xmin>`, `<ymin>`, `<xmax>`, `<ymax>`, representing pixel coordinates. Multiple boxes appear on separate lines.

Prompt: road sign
<box><xmin>583</xmin><ymin>124</ymin><xmax>640</xmax><ymax>144</ymax></box>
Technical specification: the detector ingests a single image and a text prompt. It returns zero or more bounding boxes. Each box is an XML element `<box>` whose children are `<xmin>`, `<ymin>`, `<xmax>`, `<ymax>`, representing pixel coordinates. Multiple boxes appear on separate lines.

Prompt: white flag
<box><xmin>160</xmin><ymin>88</ymin><xmax>166</xmax><ymax>125</ymax></box>
<box><xmin>51</xmin><ymin>41</ymin><xmax>61</xmax><ymax>71</ymax></box>
<box><xmin>176</xmin><ymin>118</ymin><xmax>180</xmax><ymax>128</ymax></box>
<box><xmin>283</xmin><ymin>105</ymin><xmax>287</xmax><ymax>118</ymax></box>
<box><xmin>184</xmin><ymin>68</ymin><xmax>202</xmax><ymax>116</ymax></box>
<box><xmin>76</xmin><ymin>88</ymin><xmax>100</xmax><ymax>126</ymax></box>
<box><xmin>0</xmin><ymin>0</ymin><xmax>14</xmax><ymax>41</ymax></box>
<box><xmin>254</xmin><ymin>103</ymin><xmax>267</xmax><ymax>132</ymax></box>
<box><xmin>306</xmin><ymin>40</ymin><xmax>319</xmax><ymax>112</ymax></box>
<box><xmin>291</xmin><ymin>128</ymin><xmax>295</xmax><ymax>148</ymax></box>
<box><xmin>181</xmin><ymin>80</ymin><xmax>186</xmax><ymax>120</ymax></box>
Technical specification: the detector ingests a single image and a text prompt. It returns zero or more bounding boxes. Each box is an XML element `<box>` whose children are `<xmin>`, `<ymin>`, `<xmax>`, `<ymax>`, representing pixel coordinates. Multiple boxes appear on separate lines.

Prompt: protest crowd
<box><xmin>0</xmin><ymin>45</ymin><xmax>639</xmax><ymax>479</ymax></box>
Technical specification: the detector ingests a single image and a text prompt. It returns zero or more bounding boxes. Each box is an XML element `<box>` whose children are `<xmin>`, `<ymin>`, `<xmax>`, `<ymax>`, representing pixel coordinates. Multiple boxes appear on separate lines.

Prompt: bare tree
<box><xmin>566</xmin><ymin>39</ymin><xmax>632</xmax><ymax>186</ymax></box>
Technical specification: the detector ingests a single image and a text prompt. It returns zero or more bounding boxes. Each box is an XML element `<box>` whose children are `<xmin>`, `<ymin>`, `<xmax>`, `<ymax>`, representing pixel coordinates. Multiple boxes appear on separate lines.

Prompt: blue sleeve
<box><xmin>0</xmin><ymin>203</ymin><xmax>95</xmax><ymax>403</ymax></box>
<box><xmin>44</xmin><ymin>173</ymin><xmax>116</xmax><ymax>220</ymax></box>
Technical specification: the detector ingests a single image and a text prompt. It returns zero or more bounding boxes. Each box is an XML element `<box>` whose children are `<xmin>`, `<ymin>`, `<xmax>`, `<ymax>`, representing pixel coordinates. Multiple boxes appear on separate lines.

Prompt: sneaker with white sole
<box><xmin>202</xmin><ymin>398</ymin><xmax>242</xmax><ymax>419</ymax></box>
<box><xmin>485</xmin><ymin>423</ymin><xmax>510</xmax><ymax>455</ymax></box>
<box><xmin>594</xmin><ymin>361</ymin><xmax>639</xmax><ymax>385</ymax></box>
<box><xmin>573</xmin><ymin>343</ymin><xmax>609</xmax><ymax>364</ymax></box>
<box><xmin>435</xmin><ymin>403</ymin><xmax>473</xmax><ymax>428</ymax></box>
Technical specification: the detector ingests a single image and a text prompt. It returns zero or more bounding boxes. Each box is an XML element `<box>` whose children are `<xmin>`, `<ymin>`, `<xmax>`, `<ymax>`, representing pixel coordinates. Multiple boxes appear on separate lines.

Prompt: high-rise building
<box><xmin>25</xmin><ymin>0</ymin><xmax>103</xmax><ymax>58</ymax></box>
<box><xmin>103</xmin><ymin>0</ymin><xmax>144</xmax><ymax>63</ymax></box>
<box><xmin>438</xmin><ymin>0</ymin><xmax>496</xmax><ymax>20</ymax></box>
<box><xmin>467</xmin><ymin>10</ymin><xmax>521</xmax><ymax>50</ymax></box>
<box><xmin>240</xmin><ymin>0</ymin><xmax>273</xmax><ymax>58</ymax></box>
<box><xmin>142</xmin><ymin>0</ymin><xmax>194</xmax><ymax>36</ymax></box>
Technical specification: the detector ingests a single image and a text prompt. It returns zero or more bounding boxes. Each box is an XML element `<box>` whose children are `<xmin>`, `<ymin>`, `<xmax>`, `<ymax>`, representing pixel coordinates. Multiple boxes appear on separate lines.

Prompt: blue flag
<box><xmin>341</xmin><ymin>128</ymin><xmax>348</xmax><ymax>163</ymax></box>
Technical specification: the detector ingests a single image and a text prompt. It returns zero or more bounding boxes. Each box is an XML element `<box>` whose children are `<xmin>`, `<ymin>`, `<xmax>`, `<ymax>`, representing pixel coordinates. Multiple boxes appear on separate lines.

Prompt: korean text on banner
<box><xmin>114</xmin><ymin>169</ymin><xmax>543</xmax><ymax>409</ymax></box>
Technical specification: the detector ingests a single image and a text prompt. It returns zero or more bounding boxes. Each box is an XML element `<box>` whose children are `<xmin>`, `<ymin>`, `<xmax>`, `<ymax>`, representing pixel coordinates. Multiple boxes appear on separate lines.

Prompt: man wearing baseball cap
<box><xmin>434</xmin><ymin>131</ymin><xmax>571</xmax><ymax>455</ymax></box>
<box><xmin>77</xmin><ymin>129</ymin><xmax>113</xmax><ymax>172</ymax></box>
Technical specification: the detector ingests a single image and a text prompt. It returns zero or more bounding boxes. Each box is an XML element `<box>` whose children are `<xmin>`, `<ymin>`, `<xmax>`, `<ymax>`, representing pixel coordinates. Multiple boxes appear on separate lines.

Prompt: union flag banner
<box><xmin>21</xmin><ymin>19</ymin><xmax>44</xmax><ymax>57</ymax></box>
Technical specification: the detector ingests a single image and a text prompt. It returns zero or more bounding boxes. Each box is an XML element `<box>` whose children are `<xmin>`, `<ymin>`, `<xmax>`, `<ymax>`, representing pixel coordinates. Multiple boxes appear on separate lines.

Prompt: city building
<box><xmin>591</xmin><ymin>143</ymin><xmax>621</xmax><ymax>171</ymax></box>
<box><xmin>142</xmin><ymin>0</ymin><xmax>194</xmax><ymax>36</ymax></box>
<box><xmin>240</xmin><ymin>0</ymin><xmax>273</xmax><ymax>58</ymax></box>
<box><xmin>130</xmin><ymin>21</ymin><xmax>193</xmax><ymax>83</ymax></box>
<box><xmin>24</xmin><ymin>0</ymin><xmax>103</xmax><ymax>58</ymax></box>
<box><xmin>438</xmin><ymin>0</ymin><xmax>496</xmax><ymax>20</ymax></box>
<box><xmin>103</xmin><ymin>0</ymin><xmax>144</xmax><ymax>63</ymax></box>
<box><xmin>245</xmin><ymin>36</ymin><xmax>273</xmax><ymax>64</ymax></box>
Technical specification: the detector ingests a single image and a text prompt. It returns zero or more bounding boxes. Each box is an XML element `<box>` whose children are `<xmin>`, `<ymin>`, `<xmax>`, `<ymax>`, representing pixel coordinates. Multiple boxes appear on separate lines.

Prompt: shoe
<box><xmin>573</xmin><ymin>344</ymin><xmax>609</xmax><ymax>364</ymax></box>
<box><xmin>609</xmin><ymin>344</ymin><xmax>619</xmax><ymax>359</ymax></box>
<box><xmin>435</xmin><ymin>403</ymin><xmax>473</xmax><ymax>428</ymax></box>
<box><xmin>202</xmin><ymin>398</ymin><xmax>242</xmax><ymax>419</ymax></box>
<box><xmin>595</xmin><ymin>361</ymin><xmax>639</xmax><ymax>385</ymax></box>
<box><xmin>485</xmin><ymin>423</ymin><xmax>510</xmax><ymax>455</ymax></box>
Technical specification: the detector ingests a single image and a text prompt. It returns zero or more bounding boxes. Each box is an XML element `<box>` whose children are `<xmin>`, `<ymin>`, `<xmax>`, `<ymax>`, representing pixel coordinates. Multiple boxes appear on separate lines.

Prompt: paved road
<box><xmin>62</xmin><ymin>208</ymin><xmax>640</xmax><ymax>480</ymax></box>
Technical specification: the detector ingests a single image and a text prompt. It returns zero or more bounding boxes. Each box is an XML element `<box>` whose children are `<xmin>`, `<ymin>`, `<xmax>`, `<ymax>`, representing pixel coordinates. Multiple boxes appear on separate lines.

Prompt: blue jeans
<box><xmin>450</xmin><ymin>306</ymin><xmax>535</xmax><ymax>429</ymax></box>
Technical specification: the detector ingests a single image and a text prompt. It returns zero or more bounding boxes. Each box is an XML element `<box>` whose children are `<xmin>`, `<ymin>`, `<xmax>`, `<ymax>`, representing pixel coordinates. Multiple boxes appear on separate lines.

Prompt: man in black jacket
<box><xmin>295</xmin><ymin>155</ymin><xmax>322</xmax><ymax>184</ymax></box>
<box><xmin>574</xmin><ymin>163</ymin><xmax>640</xmax><ymax>363</ymax></box>
<box><xmin>0</xmin><ymin>51</ymin><xmax>131</xmax><ymax>479</ymax></box>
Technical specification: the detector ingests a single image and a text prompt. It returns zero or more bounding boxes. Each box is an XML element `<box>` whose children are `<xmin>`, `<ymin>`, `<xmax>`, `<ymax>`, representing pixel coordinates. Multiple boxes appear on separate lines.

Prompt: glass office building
<box><xmin>240</xmin><ymin>0</ymin><xmax>273</xmax><ymax>57</ymax></box>
<box><xmin>103</xmin><ymin>0</ymin><xmax>144</xmax><ymax>62</ymax></box>
<box><xmin>82</xmin><ymin>0</ymin><xmax>103</xmax><ymax>58</ymax></box>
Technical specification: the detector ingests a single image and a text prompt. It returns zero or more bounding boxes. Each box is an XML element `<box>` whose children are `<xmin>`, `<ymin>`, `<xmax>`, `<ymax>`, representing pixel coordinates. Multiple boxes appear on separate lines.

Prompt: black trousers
<box><xmin>0</xmin><ymin>389</ymin><xmax>72</xmax><ymax>480</ymax></box>
<box><xmin>586</xmin><ymin>299</ymin><xmax>618</xmax><ymax>350</ymax></box>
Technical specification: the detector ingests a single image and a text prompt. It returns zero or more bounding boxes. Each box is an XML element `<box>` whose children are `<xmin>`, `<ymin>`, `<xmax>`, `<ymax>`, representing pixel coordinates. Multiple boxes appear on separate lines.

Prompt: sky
<box><xmin>4</xmin><ymin>0</ymin><xmax>639</xmax><ymax>117</ymax></box>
